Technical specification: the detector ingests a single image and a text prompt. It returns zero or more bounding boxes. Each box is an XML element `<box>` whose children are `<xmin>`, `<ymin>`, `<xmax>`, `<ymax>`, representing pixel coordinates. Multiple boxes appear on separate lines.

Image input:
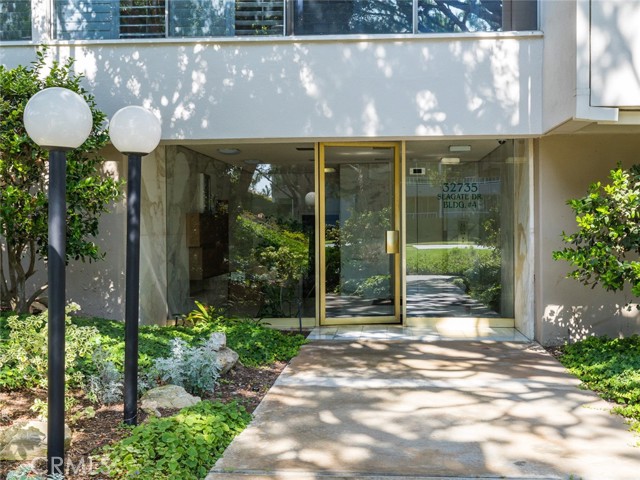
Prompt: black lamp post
<box><xmin>24</xmin><ymin>87</ymin><xmax>93</xmax><ymax>477</ymax></box>
<box><xmin>109</xmin><ymin>106</ymin><xmax>162</xmax><ymax>426</ymax></box>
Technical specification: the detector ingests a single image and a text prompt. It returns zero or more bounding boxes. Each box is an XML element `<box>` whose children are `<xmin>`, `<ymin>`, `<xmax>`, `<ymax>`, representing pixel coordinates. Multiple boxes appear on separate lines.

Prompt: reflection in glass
<box><xmin>293</xmin><ymin>0</ymin><xmax>412</xmax><ymax>35</ymax></box>
<box><xmin>406</xmin><ymin>141</ymin><xmax>516</xmax><ymax>318</ymax></box>
<box><xmin>0</xmin><ymin>0</ymin><xmax>32</xmax><ymax>41</ymax></box>
<box><xmin>170</xmin><ymin>0</ymin><xmax>234</xmax><ymax>37</ymax></box>
<box><xmin>167</xmin><ymin>146</ymin><xmax>315</xmax><ymax>319</ymax></box>
<box><xmin>323</xmin><ymin>146</ymin><xmax>397</xmax><ymax>318</ymax></box>
<box><xmin>418</xmin><ymin>0</ymin><xmax>502</xmax><ymax>33</ymax></box>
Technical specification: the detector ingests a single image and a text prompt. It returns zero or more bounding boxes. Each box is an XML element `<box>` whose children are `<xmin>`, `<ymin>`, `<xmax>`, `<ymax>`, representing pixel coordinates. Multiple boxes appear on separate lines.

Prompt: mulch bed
<box><xmin>0</xmin><ymin>361</ymin><xmax>287</xmax><ymax>479</ymax></box>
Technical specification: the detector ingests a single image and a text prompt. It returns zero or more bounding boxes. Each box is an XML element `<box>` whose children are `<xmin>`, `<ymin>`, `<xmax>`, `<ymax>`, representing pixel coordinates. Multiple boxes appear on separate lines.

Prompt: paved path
<box><xmin>207</xmin><ymin>340</ymin><xmax>640</xmax><ymax>480</ymax></box>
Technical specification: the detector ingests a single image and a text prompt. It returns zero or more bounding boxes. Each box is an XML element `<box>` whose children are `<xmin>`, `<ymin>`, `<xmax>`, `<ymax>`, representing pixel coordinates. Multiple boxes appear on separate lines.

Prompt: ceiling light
<box><xmin>324</xmin><ymin>167</ymin><xmax>336</xmax><ymax>173</ymax></box>
<box><xmin>440</xmin><ymin>157</ymin><xmax>461</xmax><ymax>165</ymax></box>
<box><xmin>449</xmin><ymin>145</ymin><xmax>471</xmax><ymax>152</ymax></box>
<box><xmin>217</xmin><ymin>148</ymin><xmax>241</xmax><ymax>155</ymax></box>
<box><xmin>243</xmin><ymin>159</ymin><xmax>260</xmax><ymax>165</ymax></box>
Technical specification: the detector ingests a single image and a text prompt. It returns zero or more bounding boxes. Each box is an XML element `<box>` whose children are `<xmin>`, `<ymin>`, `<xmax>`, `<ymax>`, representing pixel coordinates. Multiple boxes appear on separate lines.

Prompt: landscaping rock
<box><xmin>140</xmin><ymin>385</ymin><xmax>201</xmax><ymax>417</ymax></box>
<box><xmin>0</xmin><ymin>420</ymin><xmax>72</xmax><ymax>461</ymax></box>
<box><xmin>216</xmin><ymin>347</ymin><xmax>240</xmax><ymax>375</ymax></box>
<box><xmin>208</xmin><ymin>332</ymin><xmax>227</xmax><ymax>350</ymax></box>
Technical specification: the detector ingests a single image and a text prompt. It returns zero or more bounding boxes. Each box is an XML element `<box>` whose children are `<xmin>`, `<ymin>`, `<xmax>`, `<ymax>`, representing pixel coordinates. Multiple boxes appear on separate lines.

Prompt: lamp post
<box><xmin>23</xmin><ymin>87</ymin><xmax>93</xmax><ymax>477</ymax></box>
<box><xmin>109</xmin><ymin>106</ymin><xmax>161</xmax><ymax>426</ymax></box>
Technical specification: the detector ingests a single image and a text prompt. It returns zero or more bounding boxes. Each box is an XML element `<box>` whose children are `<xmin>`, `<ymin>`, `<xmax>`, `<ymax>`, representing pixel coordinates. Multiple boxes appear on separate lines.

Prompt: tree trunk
<box><xmin>2</xmin><ymin>239</ymin><xmax>44</xmax><ymax>313</ymax></box>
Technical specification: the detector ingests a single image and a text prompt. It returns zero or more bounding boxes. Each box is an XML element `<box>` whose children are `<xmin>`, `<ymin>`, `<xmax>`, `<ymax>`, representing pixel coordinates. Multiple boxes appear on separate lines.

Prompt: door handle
<box><xmin>386</xmin><ymin>230</ymin><xmax>399</xmax><ymax>254</ymax></box>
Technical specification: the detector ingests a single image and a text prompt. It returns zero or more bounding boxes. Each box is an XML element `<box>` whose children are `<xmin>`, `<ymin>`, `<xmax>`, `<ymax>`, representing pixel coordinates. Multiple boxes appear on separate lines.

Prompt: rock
<box><xmin>215</xmin><ymin>347</ymin><xmax>239</xmax><ymax>375</ymax></box>
<box><xmin>140</xmin><ymin>385</ymin><xmax>201</xmax><ymax>417</ymax></box>
<box><xmin>0</xmin><ymin>420</ymin><xmax>72</xmax><ymax>461</ymax></box>
<box><xmin>207</xmin><ymin>331</ymin><xmax>227</xmax><ymax>350</ymax></box>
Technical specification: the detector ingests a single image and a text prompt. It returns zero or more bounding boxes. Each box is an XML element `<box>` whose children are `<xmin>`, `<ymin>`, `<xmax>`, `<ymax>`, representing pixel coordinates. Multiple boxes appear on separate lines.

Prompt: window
<box><xmin>120</xmin><ymin>0</ymin><xmax>166</xmax><ymax>39</ymax></box>
<box><xmin>0</xmin><ymin>0</ymin><xmax>32</xmax><ymax>41</ymax></box>
<box><xmin>292</xmin><ymin>0</ymin><xmax>413</xmax><ymax>35</ymax></box>
<box><xmin>51</xmin><ymin>0</ymin><xmax>537</xmax><ymax>40</ymax></box>
<box><xmin>418</xmin><ymin>0</ymin><xmax>502</xmax><ymax>33</ymax></box>
<box><xmin>166</xmin><ymin>146</ymin><xmax>316</xmax><ymax>320</ymax></box>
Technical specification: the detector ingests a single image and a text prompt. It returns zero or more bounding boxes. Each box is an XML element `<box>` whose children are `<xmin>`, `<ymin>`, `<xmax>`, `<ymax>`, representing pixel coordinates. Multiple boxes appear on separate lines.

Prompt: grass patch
<box><xmin>405</xmin><ymin>245</ymin><xmax>494</xmax><ymax>275</ymax></box>
<box><xmin>558</xmin><ymin>335</ymin><xmax>640</xmax><ymax>435</ymax></box>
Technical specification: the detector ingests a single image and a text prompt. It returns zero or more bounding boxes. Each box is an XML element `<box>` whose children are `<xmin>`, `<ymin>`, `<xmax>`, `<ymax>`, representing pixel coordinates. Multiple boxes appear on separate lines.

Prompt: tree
<box><xmin>0</xmin><ymin>48</ymin><xmax>122</xmax><ymax>313</ymax></box>
<box><xmin>553</xmin><ymin>164</ymin><xmax>640</xmax><ymax>298</ymax></box>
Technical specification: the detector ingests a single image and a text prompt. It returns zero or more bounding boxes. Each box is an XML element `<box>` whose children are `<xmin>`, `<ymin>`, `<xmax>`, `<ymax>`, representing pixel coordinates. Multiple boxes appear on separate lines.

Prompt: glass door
<box><xmin>404</xmin><ymin>140</ymin><xmax>517</xmax><ymax>322</ymax></box>
<box><xmin>318</xmin><ymin>143</ymin><xmax>400</xmax><ymax>325</ymax></box>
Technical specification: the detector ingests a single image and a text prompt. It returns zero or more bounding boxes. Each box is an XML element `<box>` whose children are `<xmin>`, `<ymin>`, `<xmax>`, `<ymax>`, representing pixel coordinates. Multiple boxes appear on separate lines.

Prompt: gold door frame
<box><xmin>317</xmin><ymin>142</ymin><xmax>402</xmax><ymax>326</ymax></box>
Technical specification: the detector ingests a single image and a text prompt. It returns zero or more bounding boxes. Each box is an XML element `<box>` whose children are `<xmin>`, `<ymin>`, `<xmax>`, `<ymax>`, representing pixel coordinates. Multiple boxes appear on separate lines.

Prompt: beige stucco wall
<box><xmin>590</xmin><ymin>0</ymin><xmax>640</xmax><ymax>108</ymax></box>
<box><xmin>2</xmin><ymin>32</ymin><xmax>543</xmax><ymax>141</ymax></box>
<box><xmin>65</xmin><ymin>146</ymin><xmax>126</xmax><ymax>320</ymax></box>
<box><xmin>539</xmin><ymin>0</ymin><xmax>577</xmax><ymax>131</ymax></box>
<box><xmin>64</xmin><ymin>146</ymin><xmax>168</xmax><ymax>325</ymax></box>
<box><xmin>535</xmin><ymin>133</ymin><xmax>640</xmax><ymax>345</ymax></box>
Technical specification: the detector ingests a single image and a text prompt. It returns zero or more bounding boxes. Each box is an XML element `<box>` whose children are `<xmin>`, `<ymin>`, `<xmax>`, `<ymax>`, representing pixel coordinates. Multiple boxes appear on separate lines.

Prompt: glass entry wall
<box><xmin>166</xmin><ymin>144</ymin><xmax>316</xmax><ymax>322</ymax></box>
<box><xmin>319</xmin><ymin>143</ymin><xmax>400</xmax><ymax>324</ymax></box>
<box><xmin>405</xmin><ymin>140</ymin><xmax>517</xmax><ymax>320</ymax></box>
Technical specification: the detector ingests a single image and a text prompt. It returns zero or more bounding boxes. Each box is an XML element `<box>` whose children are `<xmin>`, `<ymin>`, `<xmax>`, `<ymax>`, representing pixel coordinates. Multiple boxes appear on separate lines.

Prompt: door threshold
<box><xmin>307</xmin><ymin>324</ymin><xmax>529</xmax><ymax>342</ymax></box>
<box><xmin>406</xmin><ymin>317</ymin><xmax>515</xmax><ymax>328</ymax></box>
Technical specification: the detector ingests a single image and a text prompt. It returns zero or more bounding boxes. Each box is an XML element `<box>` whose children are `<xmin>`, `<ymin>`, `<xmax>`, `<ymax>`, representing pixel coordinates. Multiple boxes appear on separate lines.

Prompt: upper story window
<box><xmin>0</xmin><ymin>0</ymin><xmax>537</xmax><ymax>41</ymax></box>
<box><xmin>292</xmin><ymin>0</ymin><xmax>508</xmax><ymax>35</ymax></box>
<box><xmin>0</xmin><ymin>0</ymin><xmax>32</xmax><ymax>41</ymax></box>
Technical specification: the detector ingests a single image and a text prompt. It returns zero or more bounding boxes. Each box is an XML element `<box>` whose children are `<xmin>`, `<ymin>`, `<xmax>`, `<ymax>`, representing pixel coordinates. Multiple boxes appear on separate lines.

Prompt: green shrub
<box><xmin>464</xmin><ymin>251</ymin><xmax>502</xmax><ymax>310</ymax></box>
<box><xmin>101</xmin><ymin>400</ymin><xmax>251</xmax><ymax>480</ymax></box>
<box><xmin>0</xmin><ymin>304</ymin><xmax>100</xmax><ymax>389</ymax></box>
<box><xmin>0</xmin><ymin>314</ymin><xmax>10</xmax><ymax>340</ymax></box>
<box><xmin>355</xmin><ymin>275</ymin><xmax>392</xmax><ymax>299</ymax></box>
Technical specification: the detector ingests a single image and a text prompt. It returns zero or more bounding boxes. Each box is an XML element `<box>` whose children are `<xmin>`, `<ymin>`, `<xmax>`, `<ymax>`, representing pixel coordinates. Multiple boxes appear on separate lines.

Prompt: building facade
<box><xmin>2</xmin><ymin>0</ymin><xmax>640</xmax><ymax>345</ymax></box>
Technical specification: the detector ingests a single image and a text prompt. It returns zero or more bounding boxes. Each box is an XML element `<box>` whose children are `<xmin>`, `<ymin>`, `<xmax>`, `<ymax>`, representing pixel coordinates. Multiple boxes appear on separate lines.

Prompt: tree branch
<box><xmin>26</xmin><ymin>283</ymin><xmax>49</xmax><ymax>311</ymax></box>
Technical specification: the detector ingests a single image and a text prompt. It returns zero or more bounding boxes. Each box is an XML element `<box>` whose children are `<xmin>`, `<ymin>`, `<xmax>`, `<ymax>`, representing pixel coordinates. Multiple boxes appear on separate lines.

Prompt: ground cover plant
<box><xmin>555</xmin><ymin>335</ymin><xmax>640</xmax><ymax>440</ymax></box>
<box><xmin>0</xmin><ymin>304</ymin><xmax>307</xmax><ymax>479</ymax></box>
<box><xmin>100</xmin><ymin>401</ymin><xmax>251</xmax><ymax>480</ymax></box>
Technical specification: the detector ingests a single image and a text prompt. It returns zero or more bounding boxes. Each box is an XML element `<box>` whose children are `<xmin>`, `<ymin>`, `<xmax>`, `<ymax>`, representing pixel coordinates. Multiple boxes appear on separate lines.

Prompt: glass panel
<box><xmin>293</xmin><ymin>0</ymin><xmax>412</xmax><ymax>35</ymax></box>
<box><xmin>54</xmin><ymin>0</ymin><xmax>119</xmax><ymax>40</ymax></box>
<box><xmin>166</xmin><ymin>145</ymin><xmax>315</xmax><ymax>320</ymax></box>
<box><xmin>323</xmin><ymin>146</ymin><xmax>396</xmax><ymax>318</ymax></box>
<box><xmin>418</xmin><ymin>0</ymin><xmax>502</xmax><ymax>33</ymax></box>
<box><xmin>0</xmin><ymin>0</ymin><xmax>32</xmax><ymax>41</ymax></box>
<box><xmin>235</xmin><ymin>0</ymin><xmax>284</xmax><ymax>36</ymax></box>
<box><xmin>119</xmin><ymin>0</ymin><xmax>165</xmax><ymax>38</ymax></box>
<box><xmin>405</xmin><ymin>140</ymin><xmax>515</xmax><ymax>318</ymax></box>
<box><xmin>169</xmin><ymin>0</ymin><xmax>234</xmax><ymax>37</ymax></box>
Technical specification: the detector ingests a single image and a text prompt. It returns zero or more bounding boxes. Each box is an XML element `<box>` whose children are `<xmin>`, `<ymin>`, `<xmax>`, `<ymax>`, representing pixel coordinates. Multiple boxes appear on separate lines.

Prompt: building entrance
<box><xmin>167</xmin><ymin>140</ymin><xmax>521</xmax><ymax>330</ymax></box>
<box><xmin>404</xmin><ymin>140</ymin><xmax>518</xmax><ymax>326</ymax></box>
<box><xmin>318</xmin><ymin>143</ymin><xmax>401</xmax><ymax>325</ymax></box>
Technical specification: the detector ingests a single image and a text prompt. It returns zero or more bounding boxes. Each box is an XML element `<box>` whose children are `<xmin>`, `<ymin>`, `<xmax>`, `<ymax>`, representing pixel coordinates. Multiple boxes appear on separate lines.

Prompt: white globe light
<box><xmin>305</xmin><ymin>191</ymin><xmax>316</xmax><ymax>207</ymax></box>
<box><xmin>109</xmin><ymin>106</ymin><xmax>162</xmax><ymax>155</ymax></box>
<box><xmin>24</xmin><ymin>87</ymin><xmax>93</xmax><ymax>149</ymax></box>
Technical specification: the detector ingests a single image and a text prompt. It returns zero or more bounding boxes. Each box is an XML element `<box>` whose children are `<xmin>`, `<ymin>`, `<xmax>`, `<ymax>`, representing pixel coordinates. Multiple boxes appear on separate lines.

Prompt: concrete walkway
<box><xmin>207</xmin><ymin>340</ymin><xmax>640</xmax><ymax>480</ymax></box>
